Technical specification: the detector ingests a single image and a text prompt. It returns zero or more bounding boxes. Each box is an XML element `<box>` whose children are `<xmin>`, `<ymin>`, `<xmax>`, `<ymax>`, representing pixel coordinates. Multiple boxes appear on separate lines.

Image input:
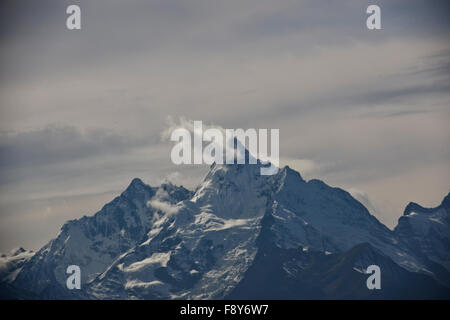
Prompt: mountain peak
<box><xmin>128</xmin><ymin>177</ymin><xmax>145</xmax><ymax>188</ymax></box>
<box><xmin>403</xmin><ymin>202</ymin><xmax>429</xmax><ymax>216</ymax></box>
<box><xmin>268</xmin><ymin>165</ymin><xmax>305</xmax><ymax>193</ymax></box>
<box><xmin>403</xmin><ymin>192</ymin><xmax>450</xmax><ymax>216</ymax></box>
<box><xmin>280</xmin><ymin>165</ymin><xmax>304</xmax><ymax>182</ymax></box>
<box><xmin>121</xmin><ymin>178</ymin><xmax>152</xmax><ymax>196</ymax></box>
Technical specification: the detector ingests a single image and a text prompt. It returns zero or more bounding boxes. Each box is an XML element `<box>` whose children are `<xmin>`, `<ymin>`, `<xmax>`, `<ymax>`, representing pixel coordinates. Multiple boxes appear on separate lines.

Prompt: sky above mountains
<box><xmin>0</xmin><ymin>0</ymin><xmax>449</xmax><ymax>251</ymax></box>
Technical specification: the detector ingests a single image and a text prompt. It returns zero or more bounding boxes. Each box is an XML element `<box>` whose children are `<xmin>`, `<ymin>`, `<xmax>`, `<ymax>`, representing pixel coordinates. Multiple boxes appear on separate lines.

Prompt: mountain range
<box><xmin>1</xmin><ymin>159</ymin><xmax>449</xmax><ymax>299</ymax></box>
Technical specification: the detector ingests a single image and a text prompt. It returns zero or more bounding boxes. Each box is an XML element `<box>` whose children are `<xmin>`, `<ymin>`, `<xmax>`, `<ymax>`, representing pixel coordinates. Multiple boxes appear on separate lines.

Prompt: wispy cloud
<box><xmin>147</xmin><ymin>188</ymin><xmax>180</xmax><ymax>216</ymax></box>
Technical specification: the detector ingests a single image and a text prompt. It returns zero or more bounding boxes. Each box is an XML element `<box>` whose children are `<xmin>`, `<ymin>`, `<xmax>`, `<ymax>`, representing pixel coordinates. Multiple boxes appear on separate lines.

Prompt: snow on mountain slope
<box><xmin>267</xmin><ymin>166</ymin><xmax>423</xmax><ymax>273</ymax></box>
<box><xmin>192</xmin><ymin>162</ymin><xmax>270</xmax><ymax>219</ymax></box>
<box><xmin>395</xmin><ymin>193</ymin><xmax>450</xmax><ymax>277</ymax></box>
<box><xmin>88</xmin><ymin>163</ymin><xmax>267</xmax><ymax>299</ymax></box>
<box><xmin>87</xmin><ymin>162</ymin><xmax>430</xmax><ymax>299</ymax></box>
<box><xmin>12</xmin><ymin>179</ymin><xmax>192</xmax><ymax>297</ymax></box>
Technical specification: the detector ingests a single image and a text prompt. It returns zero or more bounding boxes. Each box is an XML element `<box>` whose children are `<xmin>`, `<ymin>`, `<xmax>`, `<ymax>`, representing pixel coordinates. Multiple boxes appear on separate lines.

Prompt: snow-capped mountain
<box><xmin>267</xmin><ymin>166</ymin><xmax>422</xmax><ymax>273</ymax></box>
<box><xmin>394</xmin><ymin>193</ymin><xmax>450</xmax><ymax>286</ymax></box>
<box><xmin>12</xmin><ymin>180</ymin><xmax>192</xmax><ymax>298</ymax></box>
<box><xmin>89</xmin><ymin>163</ymin><xmax>268</xmax><ymax>299</ymax></box>
<box><xmin>3</xmin><ymin>160</ymin><xmax>450</xmax><ymax>299</ymax></box>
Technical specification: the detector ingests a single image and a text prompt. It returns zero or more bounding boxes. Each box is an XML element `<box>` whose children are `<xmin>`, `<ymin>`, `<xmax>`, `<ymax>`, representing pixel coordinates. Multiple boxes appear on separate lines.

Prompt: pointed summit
<box><xmin>191</xmin><ymin>159</ymin><xmax>271</xmax><ymax>219</ymax></box>
<box><xmin>278</xmin><ymin>165</ymin><xmax>305</xmax><ymax>184</ymax></box>
<box><xmin>121</xmin><ymin>177</ymin><xmax>153</xmax><ymax>199</ymax></box>
<box><xmin>127</xmin><ymin>177</ymin><xmax>145</xmax><ymax>189</ymax></box>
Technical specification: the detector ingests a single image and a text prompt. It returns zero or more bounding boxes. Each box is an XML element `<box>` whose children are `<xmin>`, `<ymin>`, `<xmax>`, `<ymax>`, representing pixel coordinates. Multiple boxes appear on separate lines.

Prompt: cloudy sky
<box><xmin>0</xmin><ymin>0</ymin><xmax>449</xmax><ymax>252</ymax></box>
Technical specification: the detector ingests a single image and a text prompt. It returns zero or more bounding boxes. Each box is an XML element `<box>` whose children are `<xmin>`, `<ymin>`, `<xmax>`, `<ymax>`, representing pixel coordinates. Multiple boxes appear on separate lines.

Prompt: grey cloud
<box><xmin>360</xmin><ymin>109</ymin><xmax>433</xmax><ymax>119</ymax></box>
<box><xmin>1</xmin><ymin>0</ymin><xmax>449</xmax><ymax>87</ymax></box>
<box><xmin>355</xmin><ymin>82</ymin><xmax>450</xmax><ymax>106</ymax></box>
<box><xmin>0</xmin><ymin>126</ymin><xmax>156</xmax><ymax>170</ymax></box>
